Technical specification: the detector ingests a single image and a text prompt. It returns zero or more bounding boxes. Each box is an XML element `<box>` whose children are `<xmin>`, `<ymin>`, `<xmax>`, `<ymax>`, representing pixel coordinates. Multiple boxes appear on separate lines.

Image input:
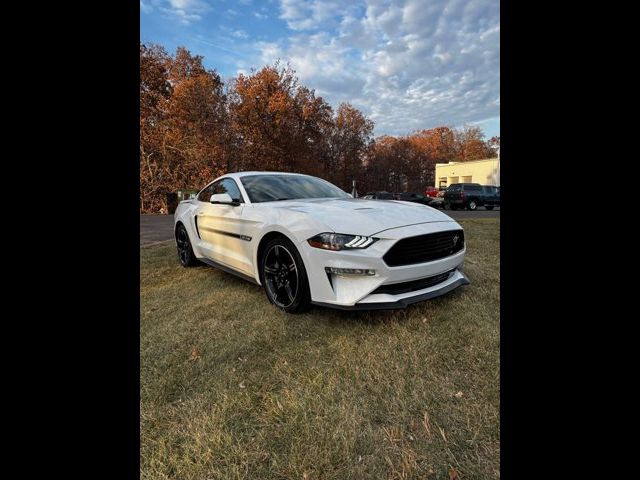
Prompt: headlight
<box><xmin>307</xmin><ymin>233</ymin><xmax>378</xmax><ymax>251</ymax></box>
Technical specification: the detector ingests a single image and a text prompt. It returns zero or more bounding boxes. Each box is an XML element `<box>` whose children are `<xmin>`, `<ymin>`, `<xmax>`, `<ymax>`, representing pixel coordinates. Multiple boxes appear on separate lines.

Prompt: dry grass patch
<box><xmin>141</xmin><ymin>219</ymin><xmax>500</xmax><ymax>479</ymax></box>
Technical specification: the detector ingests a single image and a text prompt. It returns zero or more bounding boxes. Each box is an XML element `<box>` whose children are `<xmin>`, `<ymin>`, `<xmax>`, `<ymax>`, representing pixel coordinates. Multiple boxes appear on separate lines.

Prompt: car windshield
<box><xmin>240</xmin><ymin>174</ymin><xmax>351</xmax><ymax>203</ymax></box>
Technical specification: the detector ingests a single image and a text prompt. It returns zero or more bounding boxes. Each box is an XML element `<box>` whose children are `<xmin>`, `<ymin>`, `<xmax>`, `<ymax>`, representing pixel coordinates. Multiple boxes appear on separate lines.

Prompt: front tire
<box><xmin>260</xmin><ymin>236</ymin><xmax>311</xmax><ymax>313</ymax></box>
<box><xmin>176</xmin><ymin>223</ymin><xmax>200</xmax><ymax>267</ymax></box>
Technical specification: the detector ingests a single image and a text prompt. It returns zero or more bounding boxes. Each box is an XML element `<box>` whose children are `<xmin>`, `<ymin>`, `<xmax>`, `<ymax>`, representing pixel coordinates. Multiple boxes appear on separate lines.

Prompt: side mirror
<box><xmin>210</xmin><ymin>193</ymin><xmax>239</xmax><ymax>206</ymax></box>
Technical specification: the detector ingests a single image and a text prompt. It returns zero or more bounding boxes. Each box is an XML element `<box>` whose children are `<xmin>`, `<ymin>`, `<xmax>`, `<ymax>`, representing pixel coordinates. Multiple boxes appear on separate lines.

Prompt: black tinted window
<box><xmin>215</xmin><ymin>179</ymin><xmax>243</xmax><ymax>202</ymax></box>
<box><xmin>240</xmin><ymin>174</ymin><xmax>350</xmax><ymax>203</ymax></box>
<box><xmin>197</xmin><ymin>183</ymin><xmax>215</xmax><ymax>202</ymax></box>
<box><xmin>448</xmin><ymin>185</ymin><xmax>461</xmax><ymax>192</ymax></box>
<box><xmin>465</xmin><ymin>185</ymin><xmax>482</xmax><ymax>192</ymax></box>
<box><xmin>198</xmin><ymin>178</ymin><xmax>244</xmax><ymax>203</ymax></box>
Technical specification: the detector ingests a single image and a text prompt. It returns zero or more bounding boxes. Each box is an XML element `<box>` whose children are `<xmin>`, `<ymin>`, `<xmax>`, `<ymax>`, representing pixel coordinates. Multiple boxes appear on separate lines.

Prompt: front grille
<box><xmin>371</xmin><ymin>269</ymin><xmax>455</xmax><ymax>295</ymax></box>
<box><xmin>383</xmin><ymin>230</ymin><xmax>464</xmax><ymax>267</ymax></box>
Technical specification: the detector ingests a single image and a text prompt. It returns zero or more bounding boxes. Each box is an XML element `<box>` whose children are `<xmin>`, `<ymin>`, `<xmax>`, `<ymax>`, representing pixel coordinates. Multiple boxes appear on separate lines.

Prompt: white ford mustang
<box><xmin>174</xmin><ymin>171</ymin><xmax>469</xmax><ymax>312</ymax></box>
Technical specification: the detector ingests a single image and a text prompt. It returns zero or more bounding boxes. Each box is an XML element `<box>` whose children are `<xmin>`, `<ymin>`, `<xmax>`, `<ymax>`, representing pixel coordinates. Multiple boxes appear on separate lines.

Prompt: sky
<box><xmin>140</xmin><ymin>0</ymin><xmax>500</xmax><ymax>139</ymax></box>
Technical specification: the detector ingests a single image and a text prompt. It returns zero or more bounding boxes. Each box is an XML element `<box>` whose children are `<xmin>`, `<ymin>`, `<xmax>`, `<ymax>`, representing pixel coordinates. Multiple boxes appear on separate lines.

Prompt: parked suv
<box><xmin>444</xmin><ymin>183</ymin><xmax>500</xmax><ymax>210</ymax></box>
<box><xmin>482</xmin><ymin>185</ymin><xmax>500</xmax><ymax>210</ymax></box>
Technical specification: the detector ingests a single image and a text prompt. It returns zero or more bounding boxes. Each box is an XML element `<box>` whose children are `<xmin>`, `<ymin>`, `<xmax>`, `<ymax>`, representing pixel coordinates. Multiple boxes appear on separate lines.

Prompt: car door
<box><xmin>194</xmin><ymin>178</ymin><xmax>254</xmax><ymax>275</ymax></box>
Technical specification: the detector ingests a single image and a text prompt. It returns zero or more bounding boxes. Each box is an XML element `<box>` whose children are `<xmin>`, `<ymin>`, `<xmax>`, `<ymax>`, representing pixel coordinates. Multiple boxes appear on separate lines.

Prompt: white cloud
<box><xmin>265</xmin><ymin>0</ymin><xmax>499</xmax><ymax>136</ymax></box>
<box><xmin>160</xmin><ymin>0</ymin><xmax>209</xmax><ymax>24</ymax></box>
<box><xmin>254</xmin><ymin>12</ymin><xmax>268</xmax><ymax>19</ymax></box>
<box><xmin>140</xmin><ymin>0</ymin><xmax>153</xmax><ymax>14</ymax></box>
<box><xmin>231</xmin><ymin>29</ymin><xmax>249</xmax><ymax>39</ymax></box>
<box><xmin>279</xmin><ymin>0</ymin><xmax>359</xmax><ymax>31</ymax></box>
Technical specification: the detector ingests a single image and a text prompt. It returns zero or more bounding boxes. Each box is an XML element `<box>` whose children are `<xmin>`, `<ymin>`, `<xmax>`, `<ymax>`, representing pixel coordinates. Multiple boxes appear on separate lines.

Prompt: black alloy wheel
<box><xmin>176</xmin><ymin>224</ymin><xmax>200</xmax><ymax>267</ymax></box>
<box><xmin>261</xmin><ymin>237</ymin><xmax>311</xmax><ymax>313</ymax></box>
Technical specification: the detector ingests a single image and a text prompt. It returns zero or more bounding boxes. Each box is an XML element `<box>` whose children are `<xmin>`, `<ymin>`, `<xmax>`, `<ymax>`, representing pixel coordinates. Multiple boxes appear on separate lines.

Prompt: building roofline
<box><xmin>435</xmin><ymin>157</ymin><xmax>499</xmax><ymax>167</ymax></box>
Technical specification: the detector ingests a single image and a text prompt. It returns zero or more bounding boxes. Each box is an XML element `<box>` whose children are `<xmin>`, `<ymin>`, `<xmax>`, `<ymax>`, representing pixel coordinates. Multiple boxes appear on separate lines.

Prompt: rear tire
<box><xmin>485</xmin><ymin>206</ymin><xmax>494</xmax><ymax>210</ymax></box>
<box><xmin>467</xmin><ymin>200</ymin><xmax>478</xmax><ymax>211</ymax></box>
<box><xmin>176</xmin><ymin>223</ymin><xmax>200</xmax><ymax>267</ymax></box>
<box><xmin>260</xmin><ymin>236</ymin><xmax>311</xmax><ymax>313</ymax></box>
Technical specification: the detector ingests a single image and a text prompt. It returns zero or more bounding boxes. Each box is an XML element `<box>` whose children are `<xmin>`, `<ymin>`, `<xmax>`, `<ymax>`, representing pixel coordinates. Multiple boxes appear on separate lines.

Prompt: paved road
<box><xmin>140</xmin><ymin>214</ymin><xmax>175</xmax><ymax>246</ymax></box>
<box><xmin>140</xmin><ymin>207</ymin><xmax>499</xmax><ymax>246</ymax></box>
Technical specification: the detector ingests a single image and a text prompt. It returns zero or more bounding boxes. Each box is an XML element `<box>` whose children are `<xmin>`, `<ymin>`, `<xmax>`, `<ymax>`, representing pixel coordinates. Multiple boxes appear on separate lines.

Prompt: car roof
<box><xmin>223</xmin><ymin>171</ymin><xmax>313</xmax><ymax>180</ymax></box>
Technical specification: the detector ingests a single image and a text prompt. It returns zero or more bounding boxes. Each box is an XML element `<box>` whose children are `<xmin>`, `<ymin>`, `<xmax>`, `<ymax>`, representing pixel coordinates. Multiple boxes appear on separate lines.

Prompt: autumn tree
<box><xmin>140</xmin><ymin>43</ymin><xmax>171</xmax><ymax>212</ymax></box>
<box><xmin>139</xmin><ymin>42</ymin><xmax>499</xmax><ymax>210</ymax></box>
<box><xmin>323</xmin><ymin>103</ymin><xmax>374</xmax><ymax>191</ymax></box>
<box><xmin>140</xmin><ymin>44</ymin><xmax>227</xmax><ymax>212</ymax></box>
<box><xmin>454</xmin><ymin>125</ymin><xmax>497</xmax><ymax>161</ymax></box>
<box><xmin>363</xmin><ymin>136</ymin><xmax>422</xmax><ymax>193</ymax></box>
<box><xmin>230</xmin><ymin>63</ymin><xmax>332</xmax><ymax>175</ymax></box>
<box><xmin>407</xmin><ymin>126</ymin><xmax>456</xmax><ymax>188</ymax></box>
<box><xmin>163</xmin><ymin>47</ymin><xmax>227</xmax><ymax>188</ymax></box>
<box><xmin>488</xmin><ymin>136</ymin><xmax>500</xmax><ymax>157</ymax></box>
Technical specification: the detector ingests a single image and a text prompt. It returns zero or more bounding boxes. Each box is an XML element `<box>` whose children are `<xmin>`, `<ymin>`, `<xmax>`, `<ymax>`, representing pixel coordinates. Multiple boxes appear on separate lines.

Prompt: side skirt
<box><xmin>197</xmin><ymin>257</ymin><xmax>259</xmax><ymax>285</ymax></box>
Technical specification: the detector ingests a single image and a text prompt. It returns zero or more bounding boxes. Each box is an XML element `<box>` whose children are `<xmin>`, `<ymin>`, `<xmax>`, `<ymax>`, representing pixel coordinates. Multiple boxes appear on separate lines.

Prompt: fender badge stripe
<box><xmin>200</xmin><ymin>226</ymin><xmax>252</xmax><ymax>242</ymax></box>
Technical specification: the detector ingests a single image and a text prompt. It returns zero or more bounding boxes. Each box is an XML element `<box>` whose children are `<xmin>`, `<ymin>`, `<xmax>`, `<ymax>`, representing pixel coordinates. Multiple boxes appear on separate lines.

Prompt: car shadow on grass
<box><xmin>195</xmin><ymin>262</ymin><xmax>470</xmax><ymax>326</ymax></box>
<box><xmin>304</xmin><ymin>289</ymin><xmax>467</xmax><ymax>326</ymax></box>
<box><xmin>155</xmin><ymin>249</ymin><xmax>473</xmax><ymax>330</ymax></box>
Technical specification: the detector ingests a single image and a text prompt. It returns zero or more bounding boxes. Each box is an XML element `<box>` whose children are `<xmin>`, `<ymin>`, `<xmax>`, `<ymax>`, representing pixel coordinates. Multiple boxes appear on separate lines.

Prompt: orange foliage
<box><xmin>140</xmin><ymin>43</ymin><xmax>498</xmax><ymax>212</ymax></box>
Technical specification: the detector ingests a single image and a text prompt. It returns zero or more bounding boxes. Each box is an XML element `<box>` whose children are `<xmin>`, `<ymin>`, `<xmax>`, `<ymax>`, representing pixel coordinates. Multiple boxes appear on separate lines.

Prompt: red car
<box><xmin>424</xmin><ymin>186</ymin><xmax>440</xmax><ymax>198</ymax></box>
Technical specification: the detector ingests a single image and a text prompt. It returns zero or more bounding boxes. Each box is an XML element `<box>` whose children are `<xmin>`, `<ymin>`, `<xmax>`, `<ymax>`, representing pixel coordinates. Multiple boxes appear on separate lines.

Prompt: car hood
<box><xmin>269</xmin><ymin>198</ymin><xmax>455</xmax><ymax>236</ymax></box>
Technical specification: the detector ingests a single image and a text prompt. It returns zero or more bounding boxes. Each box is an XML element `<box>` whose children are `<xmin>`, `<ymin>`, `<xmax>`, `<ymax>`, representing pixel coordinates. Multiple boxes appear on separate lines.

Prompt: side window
<box><xmin>197</xmin><ymin>183</ymin><xmax>215</xmax><ymax>202</ymax></box>
<box><xmin>196</xmin><ymin>179</ymin><xmax>244</xmax><ymax>203</ymax></box>
<box><xmin>214</xmin><ymin>179</ymin><xmax>244</xmax><ymax>202</ymax></box>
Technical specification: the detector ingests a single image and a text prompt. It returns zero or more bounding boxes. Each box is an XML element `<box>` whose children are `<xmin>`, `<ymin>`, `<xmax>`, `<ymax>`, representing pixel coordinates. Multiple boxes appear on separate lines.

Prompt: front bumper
<box><xmin>298</xmin><ymin>221</ymin><xmax>469</xmax><ymax>310</ymax></box>
<box><xmin>312</xmin><ymin>269</ymin><xmax>469</xmax><ymax>310</ymax></box>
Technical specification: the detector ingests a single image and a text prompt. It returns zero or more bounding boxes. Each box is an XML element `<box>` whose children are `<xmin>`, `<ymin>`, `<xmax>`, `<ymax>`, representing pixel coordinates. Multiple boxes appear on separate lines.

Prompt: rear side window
<box><xmin>465</xmin><ymin>185</ymin><xmax>482</xmax><ymax>192</ymax></box>
<box><xmin>448</xmin><ymin>185</ymin><xmax>461</xmax><ymax>192</ymax></box>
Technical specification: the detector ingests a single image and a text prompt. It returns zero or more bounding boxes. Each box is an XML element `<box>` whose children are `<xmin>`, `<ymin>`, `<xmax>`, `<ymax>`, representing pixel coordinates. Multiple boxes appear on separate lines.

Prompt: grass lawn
<box><xmin>140</xmin><ymin>219</ymin><xmax>499</xmax><ymax>479</ymax></box>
